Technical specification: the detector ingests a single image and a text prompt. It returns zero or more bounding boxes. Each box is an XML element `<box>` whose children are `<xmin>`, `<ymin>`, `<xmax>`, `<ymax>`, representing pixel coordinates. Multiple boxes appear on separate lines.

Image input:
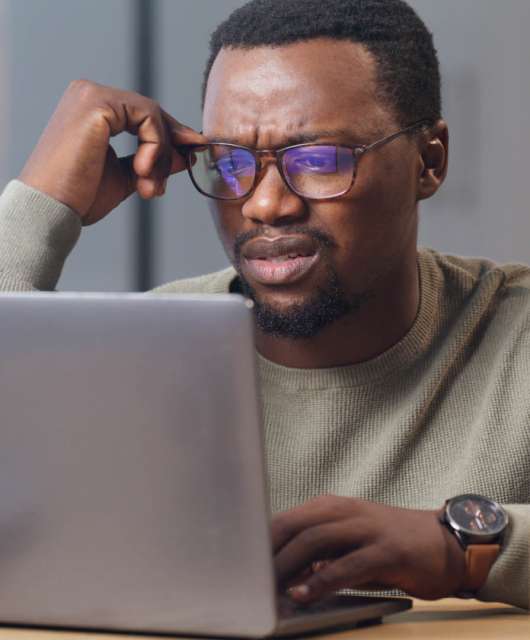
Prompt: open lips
<box><xmin>242</xmin><ymin>236</ymin><xmax>320</xmax><ymax>285</ymax></box>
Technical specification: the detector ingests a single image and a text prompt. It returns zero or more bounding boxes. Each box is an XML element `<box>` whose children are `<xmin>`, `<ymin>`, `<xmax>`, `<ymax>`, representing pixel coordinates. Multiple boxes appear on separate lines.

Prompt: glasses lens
<box><xmin>282</xmin><ymin>145</ymin><xmax>355</xmax><ymax>198</ymax></box>
<box><xmin>189</xmin><ymin>144</ymin><xmax>256</xmax><ymax>199</ymax></box>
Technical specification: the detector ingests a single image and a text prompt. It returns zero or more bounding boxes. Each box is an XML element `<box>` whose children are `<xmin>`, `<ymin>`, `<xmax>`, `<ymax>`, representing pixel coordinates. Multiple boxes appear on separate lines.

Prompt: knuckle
<box><xmin>312</xmin><ymin>564</ymin><xmax>342</xmax><ymax>590</ymax></box>
<box><xmin>64</xmin><ymin>80</ymin><xmax>116</xmax><ymax>131</ymax></box>
<box><xmin>144</xmin><ymin>98</ymin><xmax>162</xmax><ymax>119</ymax></box>
<box><xmin>91</xmin><ymin>104</ymin><xmax>119</xmax><ymax>131</ymax></box>
<box><xmin>297</xmin><ymin>527</ymin><xmax>321</xmax><ymax>548</ymax></box>
<box><xmin>336</xmin><ymin>496</ymin><xmax>357</xmax><ymax>512</ymax></box>
<box><xmin>310</xmin><ymin>494</ymin><xmax>334</xmax><ymax>508</ymax></box>
<box><xmin>69</xmin><ymin>78</ymin><xmax>97</xmax><ymax>98</ymax></box>
<box><xmin>354</xmin><ymin>517</ymin><xmax>376</xmax><ymax>541</ymax></box>
<box><xmin>310</xmin><ymin>494</ymin><xmax>355</xmax><ymax>516</ymax></box>
<box><xmin>150</xmin><ymin>99</ymin><xmax>161</xmax><ymax>112</ymax></box>
<box><xmin>297</xmin><ymin>525</ymin><xmax>331</xmax><ymax>555</ymax></box>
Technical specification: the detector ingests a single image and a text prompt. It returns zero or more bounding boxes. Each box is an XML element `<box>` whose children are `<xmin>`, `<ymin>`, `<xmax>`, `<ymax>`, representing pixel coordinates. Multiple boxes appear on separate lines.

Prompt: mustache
<box><xmin>233</xmin><ymin>225</ymin><xmax>336</xmax><ymax>267</ymax></box>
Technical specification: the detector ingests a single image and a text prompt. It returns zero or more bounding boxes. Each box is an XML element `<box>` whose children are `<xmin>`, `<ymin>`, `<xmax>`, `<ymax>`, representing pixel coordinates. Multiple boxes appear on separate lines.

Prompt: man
<box><xmin>0</xmin><ymin>0</ymin><xmax>528</xmax><ymax>609</ymax></box>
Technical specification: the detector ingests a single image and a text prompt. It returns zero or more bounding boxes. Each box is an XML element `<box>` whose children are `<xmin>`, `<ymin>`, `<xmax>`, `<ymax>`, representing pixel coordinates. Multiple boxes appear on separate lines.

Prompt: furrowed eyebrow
<box><xmin>207</xmin><ymin>129</ymin><xmax>365</xmax><ymax>147</ymax></box>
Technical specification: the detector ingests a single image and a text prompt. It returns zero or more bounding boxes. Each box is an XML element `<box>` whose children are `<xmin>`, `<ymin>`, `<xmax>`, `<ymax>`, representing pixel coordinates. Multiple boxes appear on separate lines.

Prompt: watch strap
<box><xmin>460</xmin><ymin>544</ymin><xmax>500</xmax><ymax>592</ymax></box>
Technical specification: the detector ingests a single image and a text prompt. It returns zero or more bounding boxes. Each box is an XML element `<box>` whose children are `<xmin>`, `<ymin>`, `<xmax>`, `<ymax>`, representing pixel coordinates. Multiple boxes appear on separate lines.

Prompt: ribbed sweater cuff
<box><xmin>477</xmin><ymin>505</ymin><xmax>530</xmax><ymax>609</ymax></box>
<box><xmin>0</xmin><ymin>179</ymin><xmax>81</xmax><ymax>290</ymax></box>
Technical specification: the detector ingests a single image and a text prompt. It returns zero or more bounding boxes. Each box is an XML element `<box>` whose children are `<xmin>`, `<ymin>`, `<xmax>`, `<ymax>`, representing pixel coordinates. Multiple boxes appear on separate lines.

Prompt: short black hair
<box><xmin>203</xmin><ymin>0</ymin><xmax>441</xmax><ymax>127</ymax></box>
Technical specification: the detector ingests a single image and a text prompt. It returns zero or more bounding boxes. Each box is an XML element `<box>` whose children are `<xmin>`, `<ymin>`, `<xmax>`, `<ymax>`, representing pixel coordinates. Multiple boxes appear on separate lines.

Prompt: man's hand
<box><xmin>272</xmin><ymin>495</ymin><xmax>467</xmax><ymax>603</ymax></box>
<box><xmin>19</xmin><ymin>80</ymin><xmax>206</xmax><ymax>225</ymax></box>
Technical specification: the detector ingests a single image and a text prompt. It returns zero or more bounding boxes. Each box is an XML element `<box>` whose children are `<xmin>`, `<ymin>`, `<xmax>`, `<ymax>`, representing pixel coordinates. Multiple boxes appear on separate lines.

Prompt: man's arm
<box><xmin>477</xmin><ymin>505</ymin><xmax>529</xmax><ymax>609</ymax></box>
<box><xmin>0</xmin><ymin>180</ymin><xmax>81</xmax><ymax>291</ymax></box>
<box><xmin>0</xmin><ymin>79</ymin><xmax>206</xmax><ymax>291</ymax></box>
<box><xmin>272</xmin><ymin>496</ymin><xmax>529</xmax><ymax>609</ymax></box>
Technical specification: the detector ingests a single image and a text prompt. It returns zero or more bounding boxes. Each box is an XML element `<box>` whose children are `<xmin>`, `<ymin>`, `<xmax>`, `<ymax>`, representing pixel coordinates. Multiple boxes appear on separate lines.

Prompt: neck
<box><xmin>254</xmin><ymin>252</ymin><xmax>420</xmax><ymax>369</ymax></box>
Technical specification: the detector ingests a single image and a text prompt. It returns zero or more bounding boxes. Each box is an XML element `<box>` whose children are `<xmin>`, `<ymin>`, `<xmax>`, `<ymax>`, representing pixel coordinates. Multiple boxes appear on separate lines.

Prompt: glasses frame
<box><xmin>176</xmin><ymin>119</ymin><xmax>431</xmax><ymax>202</ymax></box>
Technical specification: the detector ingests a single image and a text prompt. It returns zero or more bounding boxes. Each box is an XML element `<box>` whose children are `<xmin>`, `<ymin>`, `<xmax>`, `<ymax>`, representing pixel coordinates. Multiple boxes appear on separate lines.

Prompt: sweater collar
<box><xmin>256</xmin><ymin>249</ymin><xmax>442</xmax><ymax>389</ymax></box>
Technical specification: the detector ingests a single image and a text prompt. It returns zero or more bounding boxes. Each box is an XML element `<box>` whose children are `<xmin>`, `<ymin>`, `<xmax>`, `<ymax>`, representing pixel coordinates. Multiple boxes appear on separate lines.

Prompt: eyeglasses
<box><xmin>176</xmin><ymin>120</ymin><xmax>430</xmax><ymax>202</ymax></box>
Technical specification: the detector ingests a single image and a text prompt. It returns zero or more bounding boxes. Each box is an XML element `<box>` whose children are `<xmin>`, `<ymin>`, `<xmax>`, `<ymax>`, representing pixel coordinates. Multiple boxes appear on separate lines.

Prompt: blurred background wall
<box><xmin>0</xmin><ymin>0</ymin><xmax>528</xmax><ymax>291</ymax></box>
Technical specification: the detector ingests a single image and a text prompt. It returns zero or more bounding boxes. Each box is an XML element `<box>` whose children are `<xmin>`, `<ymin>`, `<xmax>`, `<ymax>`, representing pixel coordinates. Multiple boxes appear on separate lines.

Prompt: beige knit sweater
<box><xmin>0</xmin><ymin>180</ymin><xmax>528</xmax><ymax>609</ymax></box>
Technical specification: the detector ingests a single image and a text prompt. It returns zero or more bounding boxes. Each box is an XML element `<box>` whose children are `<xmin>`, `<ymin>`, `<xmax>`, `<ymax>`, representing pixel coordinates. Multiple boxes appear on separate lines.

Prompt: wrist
<box><xmin>437</xmin><ymin>509</ymin><xmax>468</xmax><ymax>595</ymax></box>
<box><xmin>438</xmin><ymin>495</ymin><xmax>508</xmax><ymax>597</ymax></box>
<box><xmin>18</xmin><ymin>174</ymin><xmax>83</xmax><ymax>219</ymax></box>
<box><xmin>0</xmin><ymin>180</ymin><xmax>82</xmax><ymax>290</ymax></box>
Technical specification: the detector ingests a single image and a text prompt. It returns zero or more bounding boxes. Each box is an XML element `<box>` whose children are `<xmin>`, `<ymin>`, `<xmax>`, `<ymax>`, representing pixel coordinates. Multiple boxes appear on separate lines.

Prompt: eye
<box><xmin>212</xmin><ymin>152</ymin><xmax>254</xmax><ymax>177</ymax></box>
<box><xmin>288</xmin><ymin>148</ymin><xmax>338</xmax><ymax>173</ymax></box>
<box><xmin>299</xmin><ymin>154</ymin><xmax>329</xmax><ymax>168</ymax></box>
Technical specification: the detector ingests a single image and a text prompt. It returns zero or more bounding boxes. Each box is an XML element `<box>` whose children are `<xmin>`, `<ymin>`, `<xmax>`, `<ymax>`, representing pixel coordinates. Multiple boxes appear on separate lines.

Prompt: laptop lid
<box><xmin>0</xmin><ymin>292</ymin><xmax>278</xmax><ymax>637</ymax></box>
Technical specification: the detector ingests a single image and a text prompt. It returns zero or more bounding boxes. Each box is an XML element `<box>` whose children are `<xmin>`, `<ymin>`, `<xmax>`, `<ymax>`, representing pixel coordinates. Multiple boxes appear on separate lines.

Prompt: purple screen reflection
<box><xmin>284</xmin><ymin>146</ymin><xmax>341</xmax><ymax>175</ymax></box>
<box><xmin>215</xmin><ymin>149</ymin><xmax>255</xmax><ymax>198</ymax></box>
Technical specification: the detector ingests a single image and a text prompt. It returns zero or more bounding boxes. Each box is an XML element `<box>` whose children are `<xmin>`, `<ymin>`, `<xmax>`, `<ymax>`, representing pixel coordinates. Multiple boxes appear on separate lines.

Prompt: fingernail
<box><xmin>288</xmin><ymin>584</ymin><xmax>311</xmax><ymax>601</ymax></box>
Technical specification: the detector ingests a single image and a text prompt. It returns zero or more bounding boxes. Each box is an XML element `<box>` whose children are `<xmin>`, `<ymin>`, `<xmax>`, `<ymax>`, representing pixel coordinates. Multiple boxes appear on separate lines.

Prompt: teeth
<box><xmin>253</xmin><ymin>254</ymin><xmax>309</xmax><ymax>262</ymax></box>
<box><xmin>270</xmin><ymin>255</ymin><xmax>299</xmax><ymax>262</ymax></box>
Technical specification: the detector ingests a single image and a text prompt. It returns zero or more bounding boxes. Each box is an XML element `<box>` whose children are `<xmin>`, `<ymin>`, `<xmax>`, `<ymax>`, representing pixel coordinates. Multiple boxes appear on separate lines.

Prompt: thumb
<box><xmin>169</xmin><ymin>147</ymin><xmax>188</xmax><ymax>175</ymax></box>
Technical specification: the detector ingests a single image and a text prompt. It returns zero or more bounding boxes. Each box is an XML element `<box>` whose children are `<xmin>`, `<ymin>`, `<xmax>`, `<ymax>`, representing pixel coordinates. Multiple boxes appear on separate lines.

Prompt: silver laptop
<box><xmin>0</xmin><ymin>292</ymin><xmax>411</xmax><ymax>637</ymax></box>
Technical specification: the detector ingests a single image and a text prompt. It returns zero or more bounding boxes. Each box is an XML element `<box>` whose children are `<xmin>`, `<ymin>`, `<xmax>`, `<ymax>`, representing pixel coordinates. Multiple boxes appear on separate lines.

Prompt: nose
<box><xmin>241</xmin><ymin>162</ymin><xmax>307</xmax><ymax>226</ymax></box>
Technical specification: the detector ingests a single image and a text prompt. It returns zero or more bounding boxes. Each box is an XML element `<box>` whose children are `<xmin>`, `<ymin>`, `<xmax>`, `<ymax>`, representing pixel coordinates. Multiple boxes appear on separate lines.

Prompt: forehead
<box><xmin>203</xmin><ymin>38</ymin><xmax>395</xmax><ymax>146</ymax></box>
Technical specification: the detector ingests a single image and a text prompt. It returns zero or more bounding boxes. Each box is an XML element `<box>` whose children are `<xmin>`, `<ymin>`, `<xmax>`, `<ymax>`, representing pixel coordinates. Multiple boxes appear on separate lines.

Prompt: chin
<box><xmin>251</xmin><ymin>287</ymin><xmax>310</xmax><ymax>313</ymax></box>
<box><xmin>239</xmin><ymin>276</ymin><xmax>364</xmax><ymax>341</ymax></box>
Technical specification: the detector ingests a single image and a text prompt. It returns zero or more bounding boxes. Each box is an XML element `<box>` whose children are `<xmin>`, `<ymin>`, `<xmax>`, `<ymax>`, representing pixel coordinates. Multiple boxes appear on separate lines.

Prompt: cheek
<box><xmin>207</xmin><ymin>200</ymin><xmax>242</xmax><ymax>262</ymax></box>
<box><xmin>355</xmin><ymin>157</ymin><xmax>417</xmax><ymax>235</ymax></box>
<box><xmin>310</xmin><ymin>159</ymin><xmax>418</xmax><ymax>269</ymax></box>
<box><xmin>354</xmin><ymin>156</ymin><xmax>415</xmax><ymax>222</ymax></box>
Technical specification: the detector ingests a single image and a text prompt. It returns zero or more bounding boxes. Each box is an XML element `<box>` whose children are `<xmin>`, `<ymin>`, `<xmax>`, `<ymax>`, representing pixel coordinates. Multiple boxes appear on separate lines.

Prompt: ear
<box><xmin>417</xmin><ymin>119</ymin><xmax>449</xmax><ymax>201</ymax></box>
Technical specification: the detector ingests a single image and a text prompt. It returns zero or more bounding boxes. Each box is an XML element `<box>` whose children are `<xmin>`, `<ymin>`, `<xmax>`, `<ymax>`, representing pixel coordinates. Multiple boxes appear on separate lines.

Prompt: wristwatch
<box><xmin>440</xmin><ymin>494</ymin><xmax>509</xmax><ymax>596</ymax></box>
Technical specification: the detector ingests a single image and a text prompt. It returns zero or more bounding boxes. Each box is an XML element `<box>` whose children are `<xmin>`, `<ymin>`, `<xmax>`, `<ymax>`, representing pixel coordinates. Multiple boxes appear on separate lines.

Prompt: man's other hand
<box><xmin>19</xmin><ymin>80</ymin><xmax>206</xmax><ymax>225</ymax></box>
<box><xmin>272</xmin><ymin>495</ymin><xmax>467</xmax><ymax>602</ymax></box>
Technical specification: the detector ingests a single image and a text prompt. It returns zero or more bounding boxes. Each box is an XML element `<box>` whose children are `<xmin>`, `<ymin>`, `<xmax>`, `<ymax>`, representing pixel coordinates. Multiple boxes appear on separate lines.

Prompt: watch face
<box><xmin>447</xmin><ymin>494</ymin><xmax>507</xmax><ymax>536</ymax></box>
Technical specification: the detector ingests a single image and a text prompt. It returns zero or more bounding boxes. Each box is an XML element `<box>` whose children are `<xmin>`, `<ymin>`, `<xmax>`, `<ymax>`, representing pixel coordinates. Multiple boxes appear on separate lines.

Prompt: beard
<box><xmin>233</xmin><ymin>227</ymin><xmax>371</xmax><ymax>340</ymax></box>
<box><xmin>238</xmin><ymin>270</ymin><xmax>370</xmax><ymax>339</ymax></box>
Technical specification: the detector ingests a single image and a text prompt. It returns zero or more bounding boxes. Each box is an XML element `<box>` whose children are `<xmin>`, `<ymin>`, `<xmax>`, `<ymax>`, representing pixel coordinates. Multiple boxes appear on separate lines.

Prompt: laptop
<box><xmin>0</xmin><ymin>292</ymin><xmax>411</xmax><ymax>637</ymax></box>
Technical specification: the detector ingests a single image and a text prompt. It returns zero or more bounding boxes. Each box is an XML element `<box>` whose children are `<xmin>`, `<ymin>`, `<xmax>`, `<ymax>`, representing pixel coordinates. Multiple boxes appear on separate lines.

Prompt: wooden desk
<box><xmin>0</xmin><ymin>599</ymin><xmax>527</xmax><ymax>640</ymax></box>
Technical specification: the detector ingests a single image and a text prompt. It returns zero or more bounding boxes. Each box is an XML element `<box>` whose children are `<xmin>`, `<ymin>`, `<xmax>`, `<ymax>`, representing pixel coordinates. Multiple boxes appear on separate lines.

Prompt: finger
<box><xmin>272</xmin><ymin>496</ymin><xmax>358</xmax><ymax>553</ymax></box>
<box><xmin>135</xmin><ymin>120</ymin><xmax>185</xmax><ymax>193</ymax></box>
<box><xmin>133</xmin><ymin>139</ymin><xmax>165</xmax><ymax>179</ymax></box>
<box><xmin>99</xmin><ymin>89</ymin><xmax>193</xmax><ymax>182</ymax></box>
<box><xmin>120</xmin><ymin>106</ymin><xmax>172</xmax><ymax>185</ymax></box>
<box><xmin>160</xmin><ymin>109</ymin><xmax>208</xmax><ymax>146</ymax></box>
<box><xmin>137</xmin><ymin>176</ymin><xmax>162</xmax><ymax>199</ymax></box>
<box><xmin>282</xmin><ymin>561</ymin><xmax>331</xmax><ymax>591</ymax></box>
<box><xmin>288</xmin><ymin>546</ymin><xmax>382</xmax><ymax>604</ymax></box>
<box><xmin>169</xmin><ymin>147</ymin><xmax>188</xmax><ymax>174</ymax></box>
<box><xmin>282</xmin><ymin>567</ymin><xmax>314</xmax><ymax>590</ymax></box>
<box><xmin>117</xmin><ymin>154</ymin><xmax>162</xmax><ymax>200</ymax></box>
<box><xmin>119</xmin><ymin>148</ymin><xmax>186</xmax><ymax>201</ymax></box>
<box><xmin>133</xmin><ymin>140</ymin><xmax>172</xmax><ymax>183</ymax></box>
<box><xmin>275</xmin><ymin>519</ymin><xmax>370</xmax><ymax>586</ymax></box>
<box><xmin>154</xmin><ymin>109</ymin><xmax>205</xmax><ymax>184</ymax></box>
<box><xmin>133</xmin><ymin>141</ymin><xmax>173</xmax><ymax>194</ymax></box>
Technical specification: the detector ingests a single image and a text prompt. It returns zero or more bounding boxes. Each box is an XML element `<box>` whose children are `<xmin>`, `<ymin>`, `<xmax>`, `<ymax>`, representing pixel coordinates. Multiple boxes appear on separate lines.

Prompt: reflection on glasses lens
<box><xmin>282</xmin><ymin>146</ymin><xmax>355</xmax><ymax>199</ymax></box>
<box><xmin>187</xmin><ymin>143</ymin><xmax>356</xmax><ymax>200</ymax></box>
<box><xmin>190</xmin><ymin>144</ymin><xmax>256</xmax><ymax>199</ymax></box>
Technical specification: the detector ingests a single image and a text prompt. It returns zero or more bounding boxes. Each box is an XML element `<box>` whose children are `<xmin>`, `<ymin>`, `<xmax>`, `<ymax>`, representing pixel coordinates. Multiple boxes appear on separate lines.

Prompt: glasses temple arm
<box><xmin>363</xmin><ymin>119</ymin><xmax>431</xmax><ymax>153</ymax></box>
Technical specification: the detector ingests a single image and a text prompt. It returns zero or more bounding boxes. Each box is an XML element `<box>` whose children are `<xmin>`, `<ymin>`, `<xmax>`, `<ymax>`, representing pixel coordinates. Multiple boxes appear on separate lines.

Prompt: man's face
<box><xmin>203</xmin><ymin>38</ymin><xmax>423</xmax><ymax>338</ymax></box>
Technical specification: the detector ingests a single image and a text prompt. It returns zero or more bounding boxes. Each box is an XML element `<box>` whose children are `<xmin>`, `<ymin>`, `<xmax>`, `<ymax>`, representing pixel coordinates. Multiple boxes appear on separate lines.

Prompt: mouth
<box><xmin>241</xmin><ymin>235</ymin><xmax>320</xmax><ymax>286</ymax></box>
